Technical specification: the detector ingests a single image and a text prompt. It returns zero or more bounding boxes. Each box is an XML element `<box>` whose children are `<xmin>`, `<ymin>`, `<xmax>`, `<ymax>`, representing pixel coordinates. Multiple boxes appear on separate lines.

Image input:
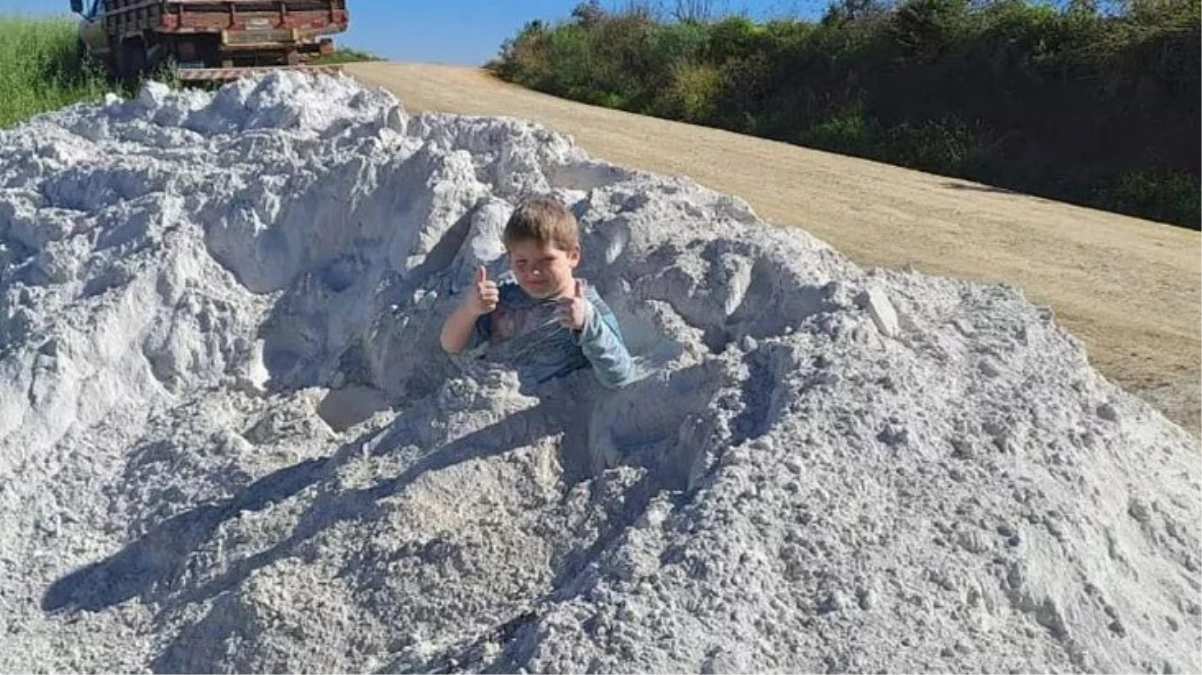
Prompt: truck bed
<box><xmin>101</xmin><ymin>0</ymin><xmax>348</xmax><ymax>41</ymax></box>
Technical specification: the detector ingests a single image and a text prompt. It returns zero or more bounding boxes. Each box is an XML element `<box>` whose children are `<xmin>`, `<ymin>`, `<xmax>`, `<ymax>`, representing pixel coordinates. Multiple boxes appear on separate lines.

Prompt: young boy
<box><xmin>439</xmin><ymin>196</ymin><xmax>634</xmax><ymax>390</ymax></box>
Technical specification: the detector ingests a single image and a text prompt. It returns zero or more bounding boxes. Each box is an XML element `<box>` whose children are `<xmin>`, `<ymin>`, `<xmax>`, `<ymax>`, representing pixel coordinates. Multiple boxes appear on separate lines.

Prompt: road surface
<box><xmin>346</xmin><ymin>62</ymin><xmax>1201</xmax><ymax>436</ymax></box>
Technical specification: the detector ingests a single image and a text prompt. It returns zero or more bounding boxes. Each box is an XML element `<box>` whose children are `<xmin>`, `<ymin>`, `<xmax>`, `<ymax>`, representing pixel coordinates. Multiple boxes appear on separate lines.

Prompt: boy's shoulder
<box><xmin>583</xmin><ymin>282</ymin><xmax>614</xmax><ymax>312</ymax></box>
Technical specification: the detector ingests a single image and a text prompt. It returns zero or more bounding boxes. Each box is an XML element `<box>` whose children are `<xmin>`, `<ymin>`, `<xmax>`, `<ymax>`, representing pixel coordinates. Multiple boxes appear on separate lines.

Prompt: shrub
<box><xmin>493</xmin><ymin>1</ymin><xmax>1201</xmax><ymax>228</ymax></box>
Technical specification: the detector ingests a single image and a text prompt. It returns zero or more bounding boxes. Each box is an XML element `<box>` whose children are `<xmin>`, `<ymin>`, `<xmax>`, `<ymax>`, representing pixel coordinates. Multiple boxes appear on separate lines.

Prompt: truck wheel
<box><xmin>116</xmin><ymin>39</ymin><xmax>147</xmax><ymax>82</ymax></box>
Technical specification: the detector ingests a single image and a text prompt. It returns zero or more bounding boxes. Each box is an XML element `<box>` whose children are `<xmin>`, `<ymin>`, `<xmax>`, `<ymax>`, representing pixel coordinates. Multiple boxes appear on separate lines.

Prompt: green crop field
<box><xmin>0</xmin><ymin>16</ymin><xmax>110</xmax><ymax>129</ymax></box>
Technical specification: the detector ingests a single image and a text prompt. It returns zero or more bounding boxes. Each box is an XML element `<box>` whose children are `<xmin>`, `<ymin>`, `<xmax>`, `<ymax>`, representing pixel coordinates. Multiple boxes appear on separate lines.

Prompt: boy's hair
<box><xmin>503</xmin><ymin>197</ymin><xmax>579</xmax><ymax>251</ymax></box>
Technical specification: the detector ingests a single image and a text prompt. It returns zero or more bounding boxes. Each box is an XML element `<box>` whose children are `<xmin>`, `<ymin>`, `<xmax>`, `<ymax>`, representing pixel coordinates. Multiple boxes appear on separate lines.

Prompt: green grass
<box><xmin>0</xmin><ymin>18</ymin><xmax>380</xmax><ymax>129</ymax></box>
<box><xmin>0</xmin><ymin>16</ymin><xmax>109</xmax><ymax>129</ymax></box>
<box><xmin>310</xmin><ymin>47</ymin><xmax>381</xmax><ymax>65</ymax></box>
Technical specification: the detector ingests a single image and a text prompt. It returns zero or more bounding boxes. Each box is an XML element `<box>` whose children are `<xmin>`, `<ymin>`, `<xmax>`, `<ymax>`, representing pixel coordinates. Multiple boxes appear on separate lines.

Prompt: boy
<box><xmin>439</xmin><ymin>196</ymin><xmax>634</xmax><ymax>390</ymax></box>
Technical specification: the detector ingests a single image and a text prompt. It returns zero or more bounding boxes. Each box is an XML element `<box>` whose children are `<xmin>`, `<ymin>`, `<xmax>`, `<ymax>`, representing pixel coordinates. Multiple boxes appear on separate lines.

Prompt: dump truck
<box><xmin>71</xmin><ymin>0</ymin><xmax>350</xmax><ymax>83</ymax></box>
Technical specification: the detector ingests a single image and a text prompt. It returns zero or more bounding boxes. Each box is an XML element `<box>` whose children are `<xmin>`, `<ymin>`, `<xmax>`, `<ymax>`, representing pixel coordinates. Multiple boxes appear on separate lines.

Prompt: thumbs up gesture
<box><xmin>468</xmin><ymin>265</ymin><xmax>499</xmax><ymax>316</ymax></box>
<box><xmin>555</xmin><ymin>279</ymin><xmax>592</xmax><ymax>331</ymax></box>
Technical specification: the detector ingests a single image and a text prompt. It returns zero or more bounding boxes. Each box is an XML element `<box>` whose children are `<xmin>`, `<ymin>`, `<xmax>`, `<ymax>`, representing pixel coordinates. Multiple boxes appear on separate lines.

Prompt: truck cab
<box><xmin>72</xmin><ymin>0</ymin><xmax>112</xmax><ymax>64</ymax></box>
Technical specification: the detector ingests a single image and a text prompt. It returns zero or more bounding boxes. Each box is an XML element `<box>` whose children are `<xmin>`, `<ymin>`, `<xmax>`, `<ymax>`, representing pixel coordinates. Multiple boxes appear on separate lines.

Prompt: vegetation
<box><xmin>310</xmin><ymin>47</ymin><xmax>382</xmax><ymax>65</ymax></box>
<box><xmin>0</xmin><ymin>16</ymin><xmax>108</xmax><ymax>129</ymax></box>
<box><xmin>0</xmin><ymin>14</ymin><xmax>377</xmax><ymax>128</ymax></box>
<box><xmin>493</xmin><ymin>0</ymin><xmax>1201</xmax><ymax>229</ymax></box>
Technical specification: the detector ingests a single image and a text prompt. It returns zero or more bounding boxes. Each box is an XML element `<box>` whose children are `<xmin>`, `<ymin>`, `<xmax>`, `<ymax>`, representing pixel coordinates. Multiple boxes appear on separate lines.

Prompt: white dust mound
<box><xmin>0</xmin><ymin>73</ymin><xmax>1197</xmax><ymax>673</ymax></box>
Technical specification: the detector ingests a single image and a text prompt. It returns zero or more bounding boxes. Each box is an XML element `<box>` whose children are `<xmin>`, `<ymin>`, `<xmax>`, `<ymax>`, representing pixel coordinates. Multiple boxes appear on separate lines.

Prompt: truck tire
<box><xmin>115</xmin><ymin>39</ymin><xmax>147</xmax><ymax>82</ymax></box>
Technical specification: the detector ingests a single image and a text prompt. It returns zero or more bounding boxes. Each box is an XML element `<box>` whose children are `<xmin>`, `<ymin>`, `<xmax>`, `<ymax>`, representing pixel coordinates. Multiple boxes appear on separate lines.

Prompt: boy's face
<box><xmin>507</xmin><ymin>239</ymin><xmax>580</xmax><ymax>300</ymax></box>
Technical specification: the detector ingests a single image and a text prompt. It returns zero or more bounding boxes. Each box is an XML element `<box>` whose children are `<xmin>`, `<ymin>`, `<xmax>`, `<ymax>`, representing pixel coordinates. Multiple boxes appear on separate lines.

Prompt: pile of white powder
<box><xmin>0</xmin><ymin>73</ymin><xmax>1197</xmax><ymax>673</ymax></box>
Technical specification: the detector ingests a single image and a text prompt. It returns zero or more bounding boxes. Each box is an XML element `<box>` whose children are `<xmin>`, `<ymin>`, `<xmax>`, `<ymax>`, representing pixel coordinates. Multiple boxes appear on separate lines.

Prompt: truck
<box><xmin>71</xmin><ymin>0</ymin><xmax>350</xmax><ymax>83</ymax></box>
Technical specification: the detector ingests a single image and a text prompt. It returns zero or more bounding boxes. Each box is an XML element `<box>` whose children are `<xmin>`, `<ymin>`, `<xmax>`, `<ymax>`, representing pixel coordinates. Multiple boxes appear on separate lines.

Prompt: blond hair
<box><xmin>503</xmin><ymin>196</ymin><xmax>579</xmax><ymax>251</ymax></box>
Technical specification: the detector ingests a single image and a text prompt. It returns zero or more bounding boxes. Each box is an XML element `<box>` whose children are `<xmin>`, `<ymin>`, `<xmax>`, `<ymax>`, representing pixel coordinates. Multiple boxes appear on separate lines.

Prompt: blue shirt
<box><xmin>470</xmin><ymin>280</ymin><xmax>634</xmax><ymax>389</ymax></box>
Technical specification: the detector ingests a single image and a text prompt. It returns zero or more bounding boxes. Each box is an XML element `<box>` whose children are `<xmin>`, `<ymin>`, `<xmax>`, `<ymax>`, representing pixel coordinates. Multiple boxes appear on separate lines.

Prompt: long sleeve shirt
<box><xmin>469</xmin><ymin>279</ymin><xmax>634</xmax><ymax>389</ymax></box>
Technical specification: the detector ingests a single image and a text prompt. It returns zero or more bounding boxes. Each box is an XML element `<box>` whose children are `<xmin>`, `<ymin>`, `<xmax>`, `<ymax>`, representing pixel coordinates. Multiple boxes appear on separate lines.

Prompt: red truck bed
<box><xmin>87</xmin><ymin>0</ymin><xmax>350</xmax><ymax>78</ymax></box>
<box><xmin>101</xmin><ymin>1</ymin><xmax>348</xmax><ymax>45</ymax></box>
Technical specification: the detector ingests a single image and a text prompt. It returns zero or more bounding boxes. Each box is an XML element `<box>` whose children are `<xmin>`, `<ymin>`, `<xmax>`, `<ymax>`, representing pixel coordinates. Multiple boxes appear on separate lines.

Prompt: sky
<box><xmin>3</xmin><ymin>0</ymin><xmax>827</xmax><ymax>66</ymax></box>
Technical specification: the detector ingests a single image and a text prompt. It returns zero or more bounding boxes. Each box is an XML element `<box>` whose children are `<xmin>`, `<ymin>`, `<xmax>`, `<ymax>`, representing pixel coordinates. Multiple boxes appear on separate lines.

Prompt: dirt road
<box><xmin>345</xmin><ymin>62</ymin><xmax>1201</xmax><ymax>436</ymax></box>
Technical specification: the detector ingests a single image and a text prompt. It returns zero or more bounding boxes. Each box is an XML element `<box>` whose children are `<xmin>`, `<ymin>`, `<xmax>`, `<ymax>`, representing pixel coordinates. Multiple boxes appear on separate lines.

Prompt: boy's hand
<box><xmin>467</xmin><ymin>266</ymin><xmax>499</xmax><ymax>316</ymax></box>
<box><xmin>555</xmin><ymin>279</ymin><xmax>592</xmax><ymax>331</ymax></box>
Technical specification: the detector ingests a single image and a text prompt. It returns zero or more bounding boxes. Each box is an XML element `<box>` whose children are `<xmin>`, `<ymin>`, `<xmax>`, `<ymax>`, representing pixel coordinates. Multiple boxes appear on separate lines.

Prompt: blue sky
<box><xmin>3</xmin><ymin>0</ymin><xmax>827</xmax><ymax>65</ymax></box>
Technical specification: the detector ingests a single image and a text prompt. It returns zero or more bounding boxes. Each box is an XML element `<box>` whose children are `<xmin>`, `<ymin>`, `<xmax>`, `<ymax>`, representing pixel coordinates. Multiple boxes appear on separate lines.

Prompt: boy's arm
<box><xmin>441</xmin><ymin>266</ymin><xmax>498</xmax><ymax>354</ymax></box>
<box><xmin>575</xmin><ymin>299</ymin><xmax>634</xmax><ymax>389</ymax></box>
<box><xmin>440</xmin><ymin>303</ymin><xmax>481</xmax><ymax>354</ymax></box>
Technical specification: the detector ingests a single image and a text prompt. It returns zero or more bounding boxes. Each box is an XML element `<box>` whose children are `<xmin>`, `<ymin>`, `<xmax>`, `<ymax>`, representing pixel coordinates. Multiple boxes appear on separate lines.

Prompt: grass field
<box><xmin>0</xmin><ymin>16</ymin><xmax>109</xmax><ymax>129</ymax></box>
<box><xmin>0</xmin><ymin>16</ymin><xmax>376</xmax><ymax>129</ymax></box>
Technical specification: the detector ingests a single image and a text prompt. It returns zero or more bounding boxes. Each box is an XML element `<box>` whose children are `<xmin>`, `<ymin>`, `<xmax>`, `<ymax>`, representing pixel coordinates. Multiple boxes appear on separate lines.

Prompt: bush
<box><xmin>891</xmin><ymin>0</ymin><xmax>971</xmax><ymax>59</ymax></box>
<box><xmin>663</xmin><ymin>61</ymin><xmax>721</xmax><ymax>122</ymax></box>
<box><xmin>493</xmin><ymin>1</ymin><xmax>1201</xmax><ymax>228</ymax></box>
<box><xmin>802</xmin><ymin>106</ymin><xmax>880</xmax><ymax>155</ymax></box>
<box><xmin>1105</xmin><ymin>170</ymin><xmax>1201</xmax><ymax>226</ymax></box>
